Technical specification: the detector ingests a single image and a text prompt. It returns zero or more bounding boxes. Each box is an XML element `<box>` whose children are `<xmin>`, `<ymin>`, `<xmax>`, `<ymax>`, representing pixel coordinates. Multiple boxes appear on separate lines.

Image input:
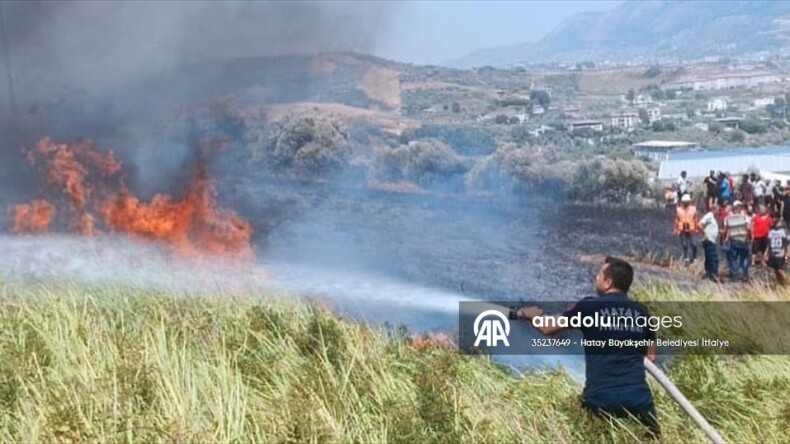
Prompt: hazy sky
<box><xmin>378</xmin><ymin>1</ymin><xmax>621</xmax><ymax>64</ymax></box>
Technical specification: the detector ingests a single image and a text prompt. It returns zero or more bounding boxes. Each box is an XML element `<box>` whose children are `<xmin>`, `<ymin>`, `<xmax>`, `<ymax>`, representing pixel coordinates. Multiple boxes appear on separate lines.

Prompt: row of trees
<box><xmin>238</xmin><ymin>111</ymin><xmax>651</xmax><ymax>203</ymax></box>
<box><xmin>465</xmin><ymin>143</ymin><xmax>652</xmax><ymax>203</ymax></box>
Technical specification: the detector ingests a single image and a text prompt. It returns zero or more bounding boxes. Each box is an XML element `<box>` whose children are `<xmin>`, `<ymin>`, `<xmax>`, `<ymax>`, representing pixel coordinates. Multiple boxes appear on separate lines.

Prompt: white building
<box><xmin>646</xmin><ymin>107</ymin><xmax>662</xmax><ymax>123</ymax></box>
<box><xmin>753</xmin><ymin>97</ymin><xmax>774</xmax><ymax>108</ymax></box>
<box><xmin>633</xmin><ymin>140</ymin><xmax>700</xmax><ymax>163</ymax></box>
<box><xmin>634</xmin><ymin>94</ymin><xmax>653</xmax><ymax>107</ymax></box>
<box><xmin>568</xmin><ymin>120</ymin><xmax>604</xmax><ymax>132</ymax></box>
<box><xmin>611</xmin><ymin>112</ymin><xmax>639</xmax><ymax>129</ymax></box>
<box><xmin>663</xmin><ymin>112</ymin><xmax>689</xmax><ymax>121</ymax></box>
<box><xmin>707</xmin><ymin>98</ymin><xmax>728</xmax><ymax>112</ymax></box>
<box><xmin>529</xmin><ymin>125</ymin><xmax>553</xmax><ymax>137</ymax></box>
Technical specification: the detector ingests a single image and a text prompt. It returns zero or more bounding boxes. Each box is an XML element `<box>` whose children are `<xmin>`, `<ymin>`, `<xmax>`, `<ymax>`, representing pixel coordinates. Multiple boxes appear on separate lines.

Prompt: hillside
<box><xmin>33</xmin><ymin>51</ymin><xmax>534</xmax><ymax>143</ymax></box>
<box><xmin>451</xmin><ymin>0</ymin><xmax>790</xmax><ymax>68</ymax></box>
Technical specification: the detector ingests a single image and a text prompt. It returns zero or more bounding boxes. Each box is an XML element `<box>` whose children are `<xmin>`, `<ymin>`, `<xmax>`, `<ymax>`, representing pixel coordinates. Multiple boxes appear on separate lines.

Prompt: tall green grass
<box><xmin>0</xmin><ymin>280</ymin><xmax>787</xmax><ymax>443</ymax></box>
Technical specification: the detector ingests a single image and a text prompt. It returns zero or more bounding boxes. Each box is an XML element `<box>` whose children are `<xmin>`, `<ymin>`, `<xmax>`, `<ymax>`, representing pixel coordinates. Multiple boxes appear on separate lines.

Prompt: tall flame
<box><xmin>9</xmin><ymin>137</ymin><xmax>253</xmax><ymax>258</ymax></box>
<box><xmin>100</xmin><ymin>161</ymin><xmax>253</xmax><ymax>257</ymax></box>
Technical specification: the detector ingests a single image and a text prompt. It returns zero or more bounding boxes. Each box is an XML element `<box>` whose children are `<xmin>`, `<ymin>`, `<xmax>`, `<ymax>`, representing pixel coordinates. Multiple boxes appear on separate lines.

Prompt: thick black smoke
<box><xmin>0</xmin><ymin>0</ymin><xmax>396</xmax><ymax>197</ymax></box>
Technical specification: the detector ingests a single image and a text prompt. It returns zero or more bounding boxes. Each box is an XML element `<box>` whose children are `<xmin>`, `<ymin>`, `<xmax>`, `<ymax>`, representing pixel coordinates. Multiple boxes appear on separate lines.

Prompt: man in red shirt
<box><xmin>751</xmin><ymin>204</ymin><xmax>773</xmax><ymax>266</ymax></box>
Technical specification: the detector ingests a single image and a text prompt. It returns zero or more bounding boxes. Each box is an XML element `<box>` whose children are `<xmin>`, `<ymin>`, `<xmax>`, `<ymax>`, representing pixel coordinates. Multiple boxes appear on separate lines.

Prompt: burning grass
<box><xmin>8</xmin><ymin>200</ymin><xmax>55</xmax><ymax>234</ymax></box>
<box><xmin>9</xmin><ymin>138</ymin><xmax>253</xmax><ymax>258</ymax></box>
<box><xmin>0</xmin><ymin>279</ymin><xmax>786</xmax><ymax>443</ymax></box>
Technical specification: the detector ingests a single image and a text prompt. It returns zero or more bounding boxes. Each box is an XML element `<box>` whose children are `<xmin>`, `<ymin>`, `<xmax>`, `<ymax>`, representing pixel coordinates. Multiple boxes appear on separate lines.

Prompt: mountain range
<box><xmin>449</xmin><ymin>0</ymin><xmax>790</xmax><ymax>68</ymax></box>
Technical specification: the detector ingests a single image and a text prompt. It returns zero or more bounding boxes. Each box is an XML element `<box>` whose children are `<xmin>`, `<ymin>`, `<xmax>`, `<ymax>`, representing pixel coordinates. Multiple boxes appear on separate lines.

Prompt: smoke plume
<box><xmin>0</xmin><ymin>1</ymin><xmax>393</xmax><ymax>100</ymax></box>
<box><xmin>0</xmin><ymin>0</ymin><xmax>396</xmax><ymax>197</ymax></box>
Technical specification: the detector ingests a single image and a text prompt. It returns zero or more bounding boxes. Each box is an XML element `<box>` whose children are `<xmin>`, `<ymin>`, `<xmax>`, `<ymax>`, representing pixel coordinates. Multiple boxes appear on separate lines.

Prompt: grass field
<box><xmin>0</xmin><ymin>279</ymin><xmax>787</xmax><ymax>443</ymax></box>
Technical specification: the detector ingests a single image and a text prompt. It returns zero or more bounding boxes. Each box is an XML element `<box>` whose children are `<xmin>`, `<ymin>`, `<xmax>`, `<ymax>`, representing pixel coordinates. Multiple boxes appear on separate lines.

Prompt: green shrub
<box><xmin>375</xmin><ymin>139</ymin><xmax>467</xmax><ymax>184</ymax></box>
<box><xmin>564</xmin><ymin>158</ymin><xmax>652</xmax><ymax>203</ymax></box>
<box><xmin>739</xmin><ymin>119</ymin><xmax>767</xmax><ymax>135</ymax></box>
<box><xmin>729</xmin><ymin>130</ymin><xmax>746</xmax><ymax>143</ymax></box>
<box><xmin>249</xmin><ymin>112</ymin><xmax>350</xmax><ymax>174</ymax></box>
<box><xmin>402</xmin><ymin>124</ymin><xmax>497</xmax><ymax>156</ymax></box>
<box><xmin>466</xmin><ymin>143</ymin><xmax>651</xmax><ymax>203</ymax></box>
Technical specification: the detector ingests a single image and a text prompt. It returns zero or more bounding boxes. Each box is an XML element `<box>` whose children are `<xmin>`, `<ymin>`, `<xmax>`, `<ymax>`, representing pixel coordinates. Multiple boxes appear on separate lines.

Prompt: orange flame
<box><xmin>9</xmin><ymin>137</ymin><xmax>253</xmax><ymax>258</ymax></box>
<box><xmin>100</xmin><ymin>162</ymin><xmax>252</xmax><ymax>258</ymax></box>
<box><xmin>9</xmin><ymin>199</ymin><xmax>55</xmax><ymax>234</ymax></box>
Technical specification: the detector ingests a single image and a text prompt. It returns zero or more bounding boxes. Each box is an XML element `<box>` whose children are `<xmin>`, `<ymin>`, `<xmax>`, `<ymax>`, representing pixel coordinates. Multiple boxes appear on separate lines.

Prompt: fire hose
<box><xmin>489</xmin><ymin>303</ymin><xmax>727</xmax><ymax>443</ymax></box>
<box><xmin>644</xmin><ymin>357</ymin><xmax>726</xmax><ymax>444</ymax></box>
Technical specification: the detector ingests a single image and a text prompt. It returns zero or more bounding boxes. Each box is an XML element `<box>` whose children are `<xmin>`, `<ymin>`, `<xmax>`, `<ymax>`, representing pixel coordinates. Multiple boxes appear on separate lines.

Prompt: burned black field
<box><xmin>225</xmin><ymin>178</ymin><xmax>680</xmax><ymax>302</ymax></box>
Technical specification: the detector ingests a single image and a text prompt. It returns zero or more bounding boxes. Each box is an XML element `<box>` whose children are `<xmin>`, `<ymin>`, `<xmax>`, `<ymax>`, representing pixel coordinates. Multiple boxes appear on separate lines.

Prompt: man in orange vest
<box><xmin>675</xmin><ymin>194</ymin><xmax>700</xmax><ymax>265</ymax></box>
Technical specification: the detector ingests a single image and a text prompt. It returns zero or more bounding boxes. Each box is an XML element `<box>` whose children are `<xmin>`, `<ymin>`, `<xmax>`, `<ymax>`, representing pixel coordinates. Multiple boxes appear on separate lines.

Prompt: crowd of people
<box><xmin>666</xmin><ymin>170</ymin><xmax>790</xmax><ymax>284</ymax></box>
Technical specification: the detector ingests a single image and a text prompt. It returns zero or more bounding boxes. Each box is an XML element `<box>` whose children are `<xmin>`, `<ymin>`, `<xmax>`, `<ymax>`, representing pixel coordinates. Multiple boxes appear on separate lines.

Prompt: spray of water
<box><xmin>0</xmin><ymin>233</ymin><xmax>584</xmax><ymax>379</ymax></box>
<box><xmin>0</xmin><ymin>235</ymin><xmax>265</xmax><ymax>292</ymax></box>
<box><xmin>262</xmin><ymin>258</ymin><xmax>584</xmax><ymax>379</ymax></box>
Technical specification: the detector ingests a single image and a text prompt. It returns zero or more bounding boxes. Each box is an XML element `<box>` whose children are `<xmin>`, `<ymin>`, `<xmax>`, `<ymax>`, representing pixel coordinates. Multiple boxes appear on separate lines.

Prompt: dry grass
<box><xmin>360</xmin><ymin>67</ymin><xmax>402</xmax><ymax>110</ymax></box>
<box><xmin>0</xmin><ymin>280</ymin><xmax>786</xmax><ymax>443</ymax></box>
<box><xmin>308</xmin><ymin>53</ymin><xmax>367</xmax><ymax>76</ymax></box>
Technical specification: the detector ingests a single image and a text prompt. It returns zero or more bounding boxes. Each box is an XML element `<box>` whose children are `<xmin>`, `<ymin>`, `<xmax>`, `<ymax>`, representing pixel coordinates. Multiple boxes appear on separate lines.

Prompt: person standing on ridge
<box><xmin>704</xmin><ymin>170</ymin><xmax>718</xmax><ymax>208</ymax></box>
<box><xmin>676</xmin><ymin>171</ymin><xmax>691</xmax><ymax>199</ymax></box>
<box><xmin>740</xmin><ymin>174</ymin><xmax>754</xmax><ymax>214</ymax></box>
<box><xmin>749</xmin><ymin>173</ymin><xmax>759</xmax><ymax>208</ymax></box>
<box><xmin>781</xmin><ymin>184</ymin><xmax>790</xmax><ymax>227</ymax></box>
<box><xmin>766</xmin><ymin>218</ymin><xmax>790</xmax><ymax>286</ymax></box>
<box><xmin>664</xmin><ymin>185</ymin><xmax>678</xmax><ymax>211</ymax></box>
<box><xmin>754</xmin><ymin>176</ymin><xmax>766</xmax><ymax>208</ymax></box>
<box><xmin>716</xmin><ymin>199</ymin><xmax>732</xmax><ymax>246</ymax></box>
<box><xmin>719</xmin><ymin>172</ymin><xmax>731</xmax><ymax>205</ymax></box>
<box><xmin>772</xmin><ymin>180</ymin><xmax>784</xmax><ymax>214</ymax></box>
<box><xmin>517</xmin><ymin>257</ymin><xmax>660</xmax><ymax>438</ymax></box>
<box><xmin>699</xmin><ymin>202</ymin><xmax>720</xmax><ymax>281</ymax></box>
<box><xmin>675</xmin><ymin>194</ymin><xmax>699</xmax><ymax>265</ymax></box>
<box><xmin>724</xmin><ymin>201</ymin><xmax>752</xmax><ymax>283</ymax></box>
<box><xmin>751</xmin><ymin>205</ymin><xmax>772</xmax><ymax>266</ymax></box>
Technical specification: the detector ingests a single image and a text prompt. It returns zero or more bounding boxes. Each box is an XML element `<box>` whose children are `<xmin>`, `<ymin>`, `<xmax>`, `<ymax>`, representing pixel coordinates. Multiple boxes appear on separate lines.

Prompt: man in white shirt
<box><xmin>699</xmin><ymin>202</ymin><xmax>719</xmax><ymax>281</ymax></box>
<box><xmin>754</xmin><ymin>176</ymin><xmax>766</xmax><ymax>207</ymax></box>
<box><xmin>676</xmin><ymin>171</ymin><xmax>691</xmax><ymax>198</ymax></box>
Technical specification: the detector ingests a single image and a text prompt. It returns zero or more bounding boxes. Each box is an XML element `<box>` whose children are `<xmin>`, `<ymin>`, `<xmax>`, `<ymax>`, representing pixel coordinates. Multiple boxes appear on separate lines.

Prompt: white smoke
<box><xmin>0</xmin><ymin>235</ymin><xmax>268</xmax><ymax>293</ymax></box>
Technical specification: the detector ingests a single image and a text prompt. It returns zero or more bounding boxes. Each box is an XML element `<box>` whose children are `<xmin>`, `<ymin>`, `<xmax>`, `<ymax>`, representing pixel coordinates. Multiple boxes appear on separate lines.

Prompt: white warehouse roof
<box><xmin>658</xmin><ymin>145</ymin><xmax>790</xmax><ymax>179</ymax></box>
<box><xmin>634</xmin><ymin>140</ymin><xmax>700</xmax><ymax>150</ymax></box>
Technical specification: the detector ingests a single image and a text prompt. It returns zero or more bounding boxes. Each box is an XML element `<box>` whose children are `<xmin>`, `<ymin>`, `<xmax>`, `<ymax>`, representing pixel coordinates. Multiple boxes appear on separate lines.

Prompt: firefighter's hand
<box><xmin>517</xmin><ymin>306</ymin><xmax>543</xmax><ymax>320</ymax></box>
